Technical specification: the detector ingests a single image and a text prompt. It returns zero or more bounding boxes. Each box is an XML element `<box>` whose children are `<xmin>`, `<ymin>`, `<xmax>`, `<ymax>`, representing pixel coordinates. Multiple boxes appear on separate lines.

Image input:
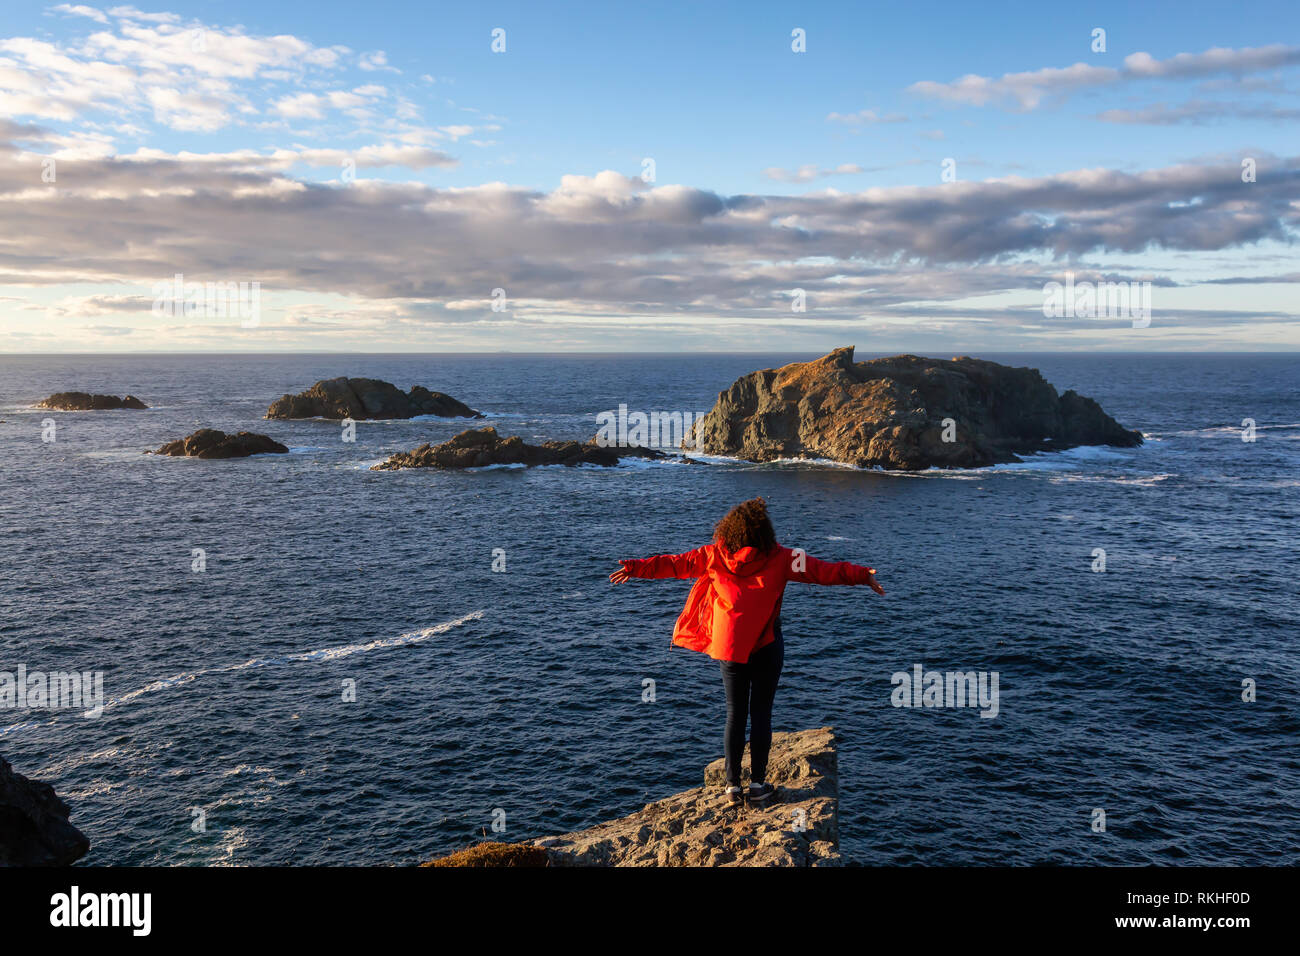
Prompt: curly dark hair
<box><xmin>713</xmin><ymin>497</ymin><xmax>777</xmax><ymax>554</ymax></box>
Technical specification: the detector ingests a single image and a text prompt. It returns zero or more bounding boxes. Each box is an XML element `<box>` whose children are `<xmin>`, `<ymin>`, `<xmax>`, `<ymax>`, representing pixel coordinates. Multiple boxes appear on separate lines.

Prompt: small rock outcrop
<box><xmin>373</xmin><ymin>425</ymin><xmax>667</xmax><ymax>470</ymax></box>
<box><xmin>692</xmin><ymin>347</ymin><xmax>1142</xmax><ymax>471</ymax></box>
<box><xmin>37</xmin><ymin>392</ymin><xmax>147</xmax><ymax>411</ymax></box>
<box><xmin>527</xmin><ymin>728</ymin><xmax>840</xmax><ymax>867</ymax></box>
<box><xmin>266</xmin><ymin>378</ymin><xmax>481</xmax><ymax>420</ymax></box>
<box><xmin>0</xmin><ymin>754</ymin><xmax>90</xmax><ymax>866</ymax></box>
<box><xmin>153</xmin><ymin>429</ymin><xmax>289</xmax><ymax>459</ymax></box>
<box><xmin>422</xmin><ymin>843</ymin><xmax>550</xmax><ymax>867</ymax></box>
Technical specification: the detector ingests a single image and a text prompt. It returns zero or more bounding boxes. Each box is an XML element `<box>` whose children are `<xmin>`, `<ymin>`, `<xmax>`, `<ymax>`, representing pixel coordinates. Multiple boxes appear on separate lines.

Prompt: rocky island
<box><xmin>0</xmin><ymin>754</ymin><xmax>90</xmax><ymax>866</ymax></box>
<box><xmin>426</xmin><ymin>728</ymin><xmax>839</xmax><ymax>867</ymax></box>
<box><xmin>691</xmin><ymin>347</ymin><xmax>1142</xmax><ymax>470</ymax></box>
<box><xmin>37</xmin><ymin>392</ymin><xmax>147</xmax><ymax>410</ymax></box>
<box><xmin>267</xmin><ymin>378</ymin><xmax>482</xmax><ymax>420</ymax></box>
<box><xmin>374</xmin><ymin>425</ymin><xmax>669</xmax><ymax>470</ymax></box>
<box><xmin>152</xmin><ymin>429</ymin><xmax>289</xmax><ymax>459</ymax></box>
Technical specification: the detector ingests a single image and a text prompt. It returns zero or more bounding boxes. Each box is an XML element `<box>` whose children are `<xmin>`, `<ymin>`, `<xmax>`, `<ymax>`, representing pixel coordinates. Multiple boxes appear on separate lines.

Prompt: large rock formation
<box><xmin>37</xmin><ymin>392</ymin><xmax>147</xmax><ymax>410</ymax></box>
<box><xmin>266</xmin><ymin>378</ymin><xmax>481</xmax><ymax>420</ymax></box>
<box><xmin>692</xmin><ymin>347</ymin><xmax>1142</xmax><ymax>470</ymax></box>
<box><xmin>153</xmin><ymin>429</ymin><xmax>289</xmax><ymax>459</ymax></box>
<box><xmin>0</xmin><ymin>754</ymin><xmax>90</xmax><ymax>866</ymax></box>
<box><xmin>525</xmin><ymin>728</ymin><xmax>840</xmax><ymax>867</ymax></box>
<box><xmin>373</xmin><ymin>425</ymin><xmax>667</xmax><ymax>470</ymax></box>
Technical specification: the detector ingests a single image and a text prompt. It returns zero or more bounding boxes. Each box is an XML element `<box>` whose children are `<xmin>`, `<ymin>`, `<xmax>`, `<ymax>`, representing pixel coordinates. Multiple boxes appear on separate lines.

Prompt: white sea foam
<box><xmin>1049</xmin><ymin>473</ymin><xmax>1174</xmax><ymax>486</ymax></box>
<box><xmin>683</xmin><ymin>444</ymin><xmax>1140</xmax><ymax>475</ymax></box>
<box><xmin>0</xmin><ymin>612</ymin><xmax>485</xmax><ymax>737</ymax></box>
<box><xmin>284</xmin><ymin>612</ymin><xmax>483</xmax><ymax>662</ymax></box>
<box><xmin>611</xmin><ymin>455</ymin><xmax>693</xmax><ymax>470</ymax></box>
<box><xmin>407</xmin><ymin>413</ymin><xmax>487</xmax><ymax>422</ymax></box>
<box><xmin>1161</xmin><ymin>422</ymin><xmax>1300</xmax><ymax>439</ymax></box>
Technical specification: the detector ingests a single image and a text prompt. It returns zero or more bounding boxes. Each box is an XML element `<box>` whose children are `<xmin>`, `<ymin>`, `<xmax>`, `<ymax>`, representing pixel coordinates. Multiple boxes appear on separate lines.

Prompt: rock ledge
<box><xmin>531</xmin><ymin>727</ymin><xmax>839</xmax><ymax>866</ymax></box>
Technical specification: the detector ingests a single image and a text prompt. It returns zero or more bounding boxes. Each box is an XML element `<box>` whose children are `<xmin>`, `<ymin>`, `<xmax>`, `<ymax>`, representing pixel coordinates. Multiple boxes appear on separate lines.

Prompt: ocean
<box><xmin>1</xmin><ymin>352</ymin><xmax>1297</xmax><ymax>865</ymax></box>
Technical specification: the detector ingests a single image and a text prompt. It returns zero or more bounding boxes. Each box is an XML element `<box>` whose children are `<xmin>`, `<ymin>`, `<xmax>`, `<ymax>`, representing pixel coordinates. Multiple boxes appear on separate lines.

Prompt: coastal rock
<box><xmin>37</xmin><ymin>392</ymin><xmax>147</xmax><ymax>411</ymax></box>
<box><xmin>691</xmin><ymin>346</ymin><xmax>1142</xmax><ymax>471</ymax></box>
<box><xmin>372</xmin><ymin>425</ymin><xmax>667</xmax><ymax>470</ymax></box>
<box><xmin>153</xmin><ymin>429</ymin><xmax>289</xmax><ymax>459</ymax></box>
<box><xmin>266</xmin><ymin>378</ymin><xmax>481</xmax><ymax>420</ymax></box>
<box><xmin>528</xmin><ymin>728</ymin><xmax>839</xmax><ymax>867</ymax></box>
<box><xmin>422</xmin><ymin>843</ymin><xmax>550</xmax><ymax>867</ymax></box>
<box><xmin>0</xmin><ymin>754</ymin><xmax>90</xmax><ymax>866</ymax></box>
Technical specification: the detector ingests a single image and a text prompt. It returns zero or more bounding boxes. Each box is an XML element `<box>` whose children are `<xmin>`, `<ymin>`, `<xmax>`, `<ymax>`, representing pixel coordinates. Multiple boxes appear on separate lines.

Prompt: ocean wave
<box><xmin>608</xmin><ymin>455</ymin><xmax>693</xmax><ymax>470</ymax></box>
<box><xmin>1048</xmin><ymin>473</ymin><xmax>1175</xmax><ymax>486</ymax></box>
<box><xmin>681</xmin><ymin>451</ymin><xmax>863</xmax><ymax>470</ymax></box>
<box><xmin>0</xmin><ymin>612</ymin><xmax>485</xmax><ymax>737</ymax></box>
<box><xmin>282</xmin><ymin>612</ymin><xmax>484</xmax><ymax>662</ymax></box>
<box><xmin>683</xmin><ymin>443</ymin><xmax>1141</xmax><ymax>475</ymax></box>
<box><xmin>1158</xmin><ymin>422</ymin><xmax>1300</xmax><ymax>439</ymax></box>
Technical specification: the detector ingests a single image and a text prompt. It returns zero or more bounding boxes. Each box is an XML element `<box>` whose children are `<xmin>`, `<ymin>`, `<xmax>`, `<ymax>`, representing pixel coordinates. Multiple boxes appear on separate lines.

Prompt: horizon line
<box><xmin>3</xmin><ymin>349</ymin><xmax>1300</xmax><ymax>357</ymax></box>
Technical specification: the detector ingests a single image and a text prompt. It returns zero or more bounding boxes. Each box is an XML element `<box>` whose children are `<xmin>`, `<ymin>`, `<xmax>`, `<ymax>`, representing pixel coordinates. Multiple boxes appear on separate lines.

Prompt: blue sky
<box><xmin>0</xmin><ymin>0</ymin><xmax>1297</xmax><ymax>351</ymax></box>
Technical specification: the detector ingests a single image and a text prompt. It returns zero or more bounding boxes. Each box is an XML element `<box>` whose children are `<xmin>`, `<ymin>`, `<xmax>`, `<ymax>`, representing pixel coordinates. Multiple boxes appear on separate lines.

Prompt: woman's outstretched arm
<box><xmin>787</xmin><ymin>550</ymin><xmax>886</xmax><ymax>595</ymax></box>
<box><xmin>609</xmin><ymin>546</ymin><xmax>710</xmax><ymax>584</ymax></box>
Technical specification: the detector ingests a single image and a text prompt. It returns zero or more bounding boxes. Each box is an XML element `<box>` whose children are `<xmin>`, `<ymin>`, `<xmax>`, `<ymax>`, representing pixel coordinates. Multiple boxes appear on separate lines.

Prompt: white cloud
<box><xmin>358</xmin><ymin>50</ymin><xmax>399</xmax><ymax>73</ymax></box>
<box><xmin>146</xmin><ymin>86</ymin><xmax>231</xmax><ymax>131</ymax></box>
<box><xmin>271</xmin><ymin>91</ymin><xmax>324</xmax><ymax>119</ymax></box>
<box><xmin>0</xmin><ymin>129</ymin><xmax>1294</xmax><ymax>326</ymax></box>
<box><xmin>763</xmin><ymin>163</ymin><xmax>865</xmax><ymax>183</ymax></box>
<box><xmin>0</xmin><ymin>14</ymin><xmax>353</xmax><ymax>133</ymax></box>
<box><xmin>908</xmin><ymin>44</ymin><xmax>1300</xmax><ymax>110</ymax></box>
<box><xmin>826</xmin><ymin>108</ymin><xmax>907</xmax><ymax>125</ymax></box>
<box><xmin>50</xmin><ymin>4</ymin><xmax>110</xmax><ymax>24</ymax></box>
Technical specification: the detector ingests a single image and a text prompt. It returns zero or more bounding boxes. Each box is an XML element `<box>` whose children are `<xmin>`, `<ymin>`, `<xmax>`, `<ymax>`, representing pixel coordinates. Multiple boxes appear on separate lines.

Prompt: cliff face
<box><xmin>266</xmin><ymin>378</ymin><xmax>481</xmax><ymax>420</ymax></box>
<box><xmin>691</xmin><ymin>347</ymin><xmax>1142</xmax><ymax>471</ymax></box>
<box><xmin>0</xmin><ymin>754</ymin><xmax>90</xmax><ymax>866</ymax></box>
<box><xmin>530</xmin><ymin>728</ymin><xmax>840</xmax><ymax>867</ymax></box>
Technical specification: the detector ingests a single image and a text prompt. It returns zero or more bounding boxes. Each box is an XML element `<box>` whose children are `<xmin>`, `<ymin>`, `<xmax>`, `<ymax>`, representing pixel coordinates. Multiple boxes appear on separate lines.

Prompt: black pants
<box><xmin>719</xmin><ymin>619</ymin><xmax>784</xmax><ymax>787</ymax></box>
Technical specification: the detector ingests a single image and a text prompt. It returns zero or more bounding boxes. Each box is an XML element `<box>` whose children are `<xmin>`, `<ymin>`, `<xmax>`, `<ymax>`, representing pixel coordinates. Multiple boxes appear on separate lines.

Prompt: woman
<box><xmin>609</xmin><ymin>498</ymin><xmax>884</xmax><ymax>807</ymax></box>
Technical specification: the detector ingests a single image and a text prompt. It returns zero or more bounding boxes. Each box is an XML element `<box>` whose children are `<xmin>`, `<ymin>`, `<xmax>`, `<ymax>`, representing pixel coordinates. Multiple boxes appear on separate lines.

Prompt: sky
<box><xmin>0</xmin><ymin>0</ymin><xmax>1298</xmax><ymax>352</ymax></box>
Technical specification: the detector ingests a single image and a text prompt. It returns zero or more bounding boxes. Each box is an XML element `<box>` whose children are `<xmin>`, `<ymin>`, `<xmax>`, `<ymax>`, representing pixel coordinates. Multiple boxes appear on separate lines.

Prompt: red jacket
<box><xmin>622</xmin><ymin>543</ymin><xmax>875</xmax><ymax>663</ymax></box>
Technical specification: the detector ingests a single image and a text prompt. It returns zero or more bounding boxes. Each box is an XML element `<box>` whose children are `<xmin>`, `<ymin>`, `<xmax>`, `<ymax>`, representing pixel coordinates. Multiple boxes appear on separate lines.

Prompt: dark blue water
<box><xmin>1</xmin><ymin>353</ymin><xmax>1297</xmax><ymax>865</ymax></box>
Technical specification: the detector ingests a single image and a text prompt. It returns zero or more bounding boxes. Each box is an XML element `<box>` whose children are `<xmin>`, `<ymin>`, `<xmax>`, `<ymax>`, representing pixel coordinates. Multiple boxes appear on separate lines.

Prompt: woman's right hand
<box><xmin>609</xmin><ymin>563</ymin><xmax>631</xmax><ymax>585</ymax></box>
<box><xmin>866</xmin><ymin>571</ymin><xmax>885</xmax><ymax>596</ymax></box>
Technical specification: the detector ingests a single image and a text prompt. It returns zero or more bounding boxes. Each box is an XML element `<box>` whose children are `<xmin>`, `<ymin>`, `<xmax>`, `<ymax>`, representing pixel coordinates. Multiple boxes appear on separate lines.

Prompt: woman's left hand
<box><xmin>609</xmin><ymin>563</ymin><xmax>631</xmax><ymax>585</ymax></box>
